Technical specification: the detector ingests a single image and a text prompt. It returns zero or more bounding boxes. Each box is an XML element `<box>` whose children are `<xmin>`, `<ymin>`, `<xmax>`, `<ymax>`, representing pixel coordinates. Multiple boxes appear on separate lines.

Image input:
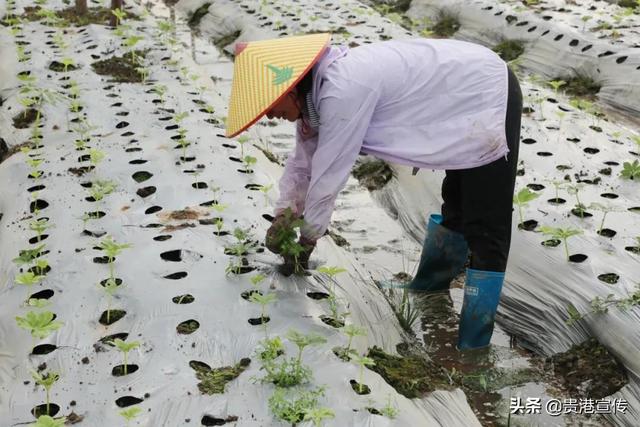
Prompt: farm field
<box><xmin>0</xmin><ymin>0</ymin><xmax>639</xmax><ymax>426</ymax></box>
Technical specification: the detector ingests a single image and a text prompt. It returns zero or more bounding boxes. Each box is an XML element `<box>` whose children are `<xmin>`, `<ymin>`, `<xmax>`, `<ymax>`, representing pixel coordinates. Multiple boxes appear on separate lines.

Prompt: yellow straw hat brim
<box><xmin>225</xmin><ymin>33</ymin><xmax>331</xmax><ymax>138</ymax></box>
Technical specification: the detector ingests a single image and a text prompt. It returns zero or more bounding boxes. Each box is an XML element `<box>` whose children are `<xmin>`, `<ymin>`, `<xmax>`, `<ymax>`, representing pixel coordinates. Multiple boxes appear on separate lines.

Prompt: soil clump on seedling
<box><xmin>91</xmin><ymin>51</ymin><xmax>149</xmax><ymax>83</ymax></box>
<box><xmin>12</xmin><ymin>109</ymin><xmax>39</xmax><ymax>129</ymax></box>
<box><xmin>544</xmin><ymin>338</ymin><xmax>628</xmax><ymax>399</ymax></box>
<box><xmin>351</xmin><ymin>159</ymin><xmax>394</xmax><ymax>191</ymax></box>
<box><xmin>191</xmin><ymin>358</ymin><xmax>251</xmax><ymax>395</ymax></box>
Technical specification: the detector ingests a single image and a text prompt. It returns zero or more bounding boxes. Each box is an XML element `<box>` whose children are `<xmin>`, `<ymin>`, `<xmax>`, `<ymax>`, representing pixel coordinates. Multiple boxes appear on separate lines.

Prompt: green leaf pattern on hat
<box><xmin>266</xmin><ymin>64</ymin><xmax>294</xmax><ymax>85</ymax></box>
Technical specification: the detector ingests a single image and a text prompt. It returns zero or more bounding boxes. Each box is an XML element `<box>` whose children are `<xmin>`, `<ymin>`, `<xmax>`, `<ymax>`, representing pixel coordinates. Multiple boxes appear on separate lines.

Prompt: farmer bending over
<box><xmin>225</xmin><ymin>34</ymin><xmax>523</xmax><ymax>351</ymax></box>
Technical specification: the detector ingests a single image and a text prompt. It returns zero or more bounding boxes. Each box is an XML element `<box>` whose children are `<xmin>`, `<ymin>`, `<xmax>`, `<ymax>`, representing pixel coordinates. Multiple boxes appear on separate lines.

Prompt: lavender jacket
<box><xmin>274</xmin><ymin>38</ymin><xmax>510</xmax><ymax>241</ymax></box>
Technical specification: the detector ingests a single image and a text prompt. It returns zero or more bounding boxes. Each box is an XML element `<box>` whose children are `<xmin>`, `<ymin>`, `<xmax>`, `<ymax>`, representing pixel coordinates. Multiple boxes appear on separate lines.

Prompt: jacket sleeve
<box><xmin>274</xmin><ymin>118</ymin><xmax>318</xmax><ymax>217</ymax></box>
<box><xmin>301</xmin><ymin>82</ymin><xmax>379</xmax><ymax>240</ymax></box>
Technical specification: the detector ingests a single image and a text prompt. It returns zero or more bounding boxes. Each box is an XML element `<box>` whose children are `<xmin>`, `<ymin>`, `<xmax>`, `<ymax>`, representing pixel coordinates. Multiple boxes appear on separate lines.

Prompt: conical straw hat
<box><xmin>225</xmin><ymin>33</ymin><xmax>331</xmax><ymax>138</ymax></box>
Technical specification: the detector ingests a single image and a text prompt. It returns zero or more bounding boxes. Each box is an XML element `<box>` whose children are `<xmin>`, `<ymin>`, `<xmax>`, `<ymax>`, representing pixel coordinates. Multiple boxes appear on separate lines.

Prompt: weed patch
<box><xmin>91</xmin><ymin>51</ymin><xmax>148</xmax><ymax>83</ymax></box>
<box><xmin>493</xmin><ymin>39</ymin><xmax>525</xmax><ymax>62</ymax></box>
<box><xmin>193</xmin><ymin>358</ymin><xmax>251</xmax><ymax>394</ymax></box>
<box><xmin>352</xmin><ymin>159</ymin><xmax>393</xmax><ymax>191</ymax></box>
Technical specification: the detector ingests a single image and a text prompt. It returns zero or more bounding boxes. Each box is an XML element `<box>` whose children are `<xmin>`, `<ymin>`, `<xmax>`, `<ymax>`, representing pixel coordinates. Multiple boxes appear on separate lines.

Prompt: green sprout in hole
<box><xmin>250</xmin><ymin>273</ymin><xmax>266</xmax><ymax>288</ymax></box>
<box><xmin>209</xmin><ymin>203</ymin><xmax>228</xmax><ymax>214</ymax></box>
<box><xmin>31</xmin><ymin>370</ymin><xmax>59</xmax><ymax>416</ymax></box>
<box><xmin>589</xmin><ymin>202</ymin><xmax>619</xmax><ymax>234</ymax></box>
<box><xmin>581</xmin><ymin>15</ymin><xmax>592</xmax><ymax>31</ymax></box>
<box><xmin>256</xmin><ymin>335</ymin><xmax>284</xmax><ymax>364</ymax></box>
<box><xmin>15</xmin><ymin>311</ymin><xmax>62</xmax><ymax>351</ymax></box>
<box><xmin>97</xmin><ymin>235</ymin><xmax>132</xmax><ymax>281</ymax></box>
<box><xmin>547</xmin><ymin>79</ymin><xmax>566</xmax><ymax>95</ymax></box>
<box><xmin>539</xmin><ymin>226</ymin><xmax>583</xmax><ymax>261</ymax></box>
<box><xmin>566</xmin><ymin>184</ymin><xmax>587</xmax><ymax>218</ymax></box>
<box><xmin>174</xmin><ymin>111</ymin><xmax>188</xmax><ymax>125</ymax></box>
<box><xmin>111</xmin><ymin>7</ymin><xmax>127</xmax><ymax>28</ymax></box>
<box><xmin>28</xmin><ymin>297</ymin><xmax>51</xmax><ymax>310</ymax></box>
<box><xmin>621</xmin><ymin>160</ymin><xmax>640</xmax><ymax>180</ymax></box>
<box><xmin>119</xmin><ymin>406</ymin><xmax>142</xmax><ymax>426</ymax></box>
<box><xmin>13</xmin><ymin>244</ymin><xmax>46</xmax><ymax>267</ymax></box>
<box><xmin>135</xmin><ymin>66</ymin><xmax>150</xmax><ymax>84</ymax></box>
<box><xmin>100</xmin><ymin>278</ymin><xmax>120</xmax><ymax>324</ymax></box>
<box><xmin>203</xmin><ymin>104</ymin><xmax>215</xmax><ymax>114</ymax></box>
<box><xmin>177</xmin><ymin>129</ymin><xmax>190</xmax><ymax>161</ymax></box>
<box><xmin>286</xmin><ymin>330</ymin><xmax>327</xmax><ymax>380</ymax></box>
<box><xmin>555</xmin><ymin>111</ymin><xmax>567</xmax><ymax>141</ymax></box>
<box><xmin>397</xmin><ymin>287</ymin><xmax>420</xmax><ymax>334</ymax></box>
<box><xmin>60</xmin><ymin>57</ymin><xmax>74</xmax><ymax>73</ymax></box>
<box><xmin>258</xmin><ymin>184</ymin><xmax>273</xmax><ymax>207</ymax></box>
<box><xmin>124</xmin><ymin>35</ymin><xmax>144</xmax><ymax>63</ymax></box>
<box><xmin>513</xmin><ymin>188</ymin><xmax>540</xmax><ymax>227</ymax></box>
<box><xmin>32</xmin><ymin>259</ymin><xmax>49</xmax><ymax>277</ymax></box>
<box><xmin>243</xmin><ymin>155</ymin><xmax>257</xmax><ymax>173</ymax></box>
<box><xmin>29</xmin><ymin>218</ymin><xmax>52</xmax><ymax>242</ymax></box>
<box><xmin>16</xmin><ymin>271</ymin><xmax>44</xmax><ymax>300</ymax></box>
<box><xmin>304</xmin><ymin>407</ymin><xmax>335</xmax><ymax>426</ymax></box>
<box><xmin>249</xmin><ymin>292</ymin><xmax>277</xmax><ymax>334</ymax></box>
<box><xmin>89</xmin><ymin>180</ymin><xmax>117</xmax><ymax>202</ymax></box>
<box><xmin>214</xmin><ymin>218</ymin><xmax>224</xmax><ymax>234</ymax></box>
<box><xmin>30</xmin><ymin>415</ymin><xmax>66</xmax><ymax>427</ymax></box>
<box><xmin>267</xmin><ymin>386</ymin><xmax>326</xmax><ymax>424</ymax></box>
<box><xmin>339</xmin><ymin>324</ymin><xmax>366</xmax><ymax>360</ymax></box>
<box><xmin>350</xmin><ymin>353</ymin><xmax>375</xmax><ymax>394</ymax></box>
<box><xmin>380</xmin><ymin>393</ymin><xmax>399</xmax><ymax>419</ymax></box>
<box><xmin>88</xmin><ymin>148</ymin><xmax>106</xmax><ymax>167</ymax></box>
<box><xmin>237</xmin><ymin>135</ymin><xmax>249</xmax><ymax>158</ymax></box>
<box><xmin>112</xmin><ymin>338</ymin><xmax>141</xmax><ymax>375</ymax></box>
<box><xmin>153</xmin><ymin>84</ymin><xmax>167</xmax><ymax>104</ymax></box>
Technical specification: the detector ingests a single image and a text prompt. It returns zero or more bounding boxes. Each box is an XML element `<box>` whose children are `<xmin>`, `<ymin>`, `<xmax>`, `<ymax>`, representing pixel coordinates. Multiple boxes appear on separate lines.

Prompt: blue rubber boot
<box><xmin>407</xmin><ymin>214</ymin><xmax>469</xmax><ymax>291</ymax></box>
<box><xmin>376</xmin><ymin>214</ymin><xmax>468</xmax><ymax>291</ymax></box>
<box><xmin>457</xmin><ymin>268</ymin><xmax>505</xmax><ymax>350</ymax></box>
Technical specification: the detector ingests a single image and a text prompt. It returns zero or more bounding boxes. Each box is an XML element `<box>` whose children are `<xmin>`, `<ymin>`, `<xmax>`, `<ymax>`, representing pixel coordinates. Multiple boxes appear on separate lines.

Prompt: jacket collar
<box><xmin>305</xmin><ymin>45</ymin><xmax>348</xmax><ymax>130</ymax></box>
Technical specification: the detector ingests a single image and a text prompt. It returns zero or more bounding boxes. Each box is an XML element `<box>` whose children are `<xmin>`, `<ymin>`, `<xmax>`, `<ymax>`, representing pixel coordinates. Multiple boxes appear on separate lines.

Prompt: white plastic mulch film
<box><xmin>0</xmin><ymin>0</ymin><xmax>480</xmax><ymax>426</ymax></box>
<box><xmin>1</xmin><ymin>0</ymin><xmax>639</xmax><ymax>426</ymax></box>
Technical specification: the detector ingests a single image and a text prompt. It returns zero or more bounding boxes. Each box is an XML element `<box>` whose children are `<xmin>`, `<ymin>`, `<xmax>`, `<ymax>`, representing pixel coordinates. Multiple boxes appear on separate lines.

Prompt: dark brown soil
<box><xmin>350</xmin><ymin>379</ymin><xmax>371</xmax><ymax>395</ymax></box>
<box><xmin>112</xmin><ymin>364</ymin><xmax>139</xmax><ymax>376</ymax></box>
<box><xmin>544</xmin><ymin>338</ymin><xmax>628</xmax><ymax>399</ymax></box>
<box><xmin>12</xmin><ymin>109</ymin><xmax>39</xmax><ymax>128</ymax></box>
<box><xmin>320</xmin><ymin>315</ymin><xmax>345</xmax><ymax>328</ymax></box>
<box><xmin>177</xmin><ymin>319</ymin><xmax>200</xmax><ymax>334</ymax></box>
<box><xmin>99</xmin><ymin>309</ymin><xmax>126</xmax><ymax>325</ymax></box>
<box><xmin>31</xmin><ymin>403</ymin><xmax>60</xmax><ymax>418</ymax></box>
<box><xmin>91</xmin><ymin>50</ymin><xmax>148</xmax><ymax>83</ymax></box>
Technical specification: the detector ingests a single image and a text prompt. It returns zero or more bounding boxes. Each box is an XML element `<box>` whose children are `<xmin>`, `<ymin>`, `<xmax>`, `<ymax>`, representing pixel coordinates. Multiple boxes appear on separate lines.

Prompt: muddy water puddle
<box><xmin>403</xmin><ymin>288</ymin><xmax>622</xmax><ymax>426</ymax></box>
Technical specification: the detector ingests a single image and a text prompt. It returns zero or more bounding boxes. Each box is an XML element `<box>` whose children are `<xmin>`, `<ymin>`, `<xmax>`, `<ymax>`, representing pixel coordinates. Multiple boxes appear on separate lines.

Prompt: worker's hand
<box><xmin>281</xmin><ymin>236</ymin><xmax>316</xmax><ymax>276</ymax></box>
<box><xmin>265</xmin><ymin>208</ymin><xmax>298</xmax><ymax>254</ymax></box>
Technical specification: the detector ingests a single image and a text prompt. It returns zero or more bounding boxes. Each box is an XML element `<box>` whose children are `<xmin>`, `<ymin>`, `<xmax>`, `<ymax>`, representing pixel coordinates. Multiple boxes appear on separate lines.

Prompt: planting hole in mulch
<box><xmin>599</xmin><ymin>193</ymin><xmax>618</xmax><ymax>200</ymax></box>
<box><xmin>245</xmin><ymin>184</ymin><xmax>262</xmax><ymax>190</ymax></box>
<box><xmin>100</xmin><ymin>278</ymin><xmax>122</xmax><ymax>287</ymax></box>
<box><xmin>547</xmin><ymin>197</ymin><xmax>566</xmax><ymax>205</ymax></box>
<box><xmin>31</xmin><ymin>403</ymin><xmax>60</xmax><ymax>418</ymax></box>
<box><xmin>199</xmin><ymin>217</ymin><xmax>222</xmax><ymax>225</ymax></box>
<box><xmin>192</xmin><ymin>182</ymin><xmax>208</xmax><ymax>189</ymax></box>
<box><xmin>86</xmin><ymin>211</ymin><xmax>106</xmax><ymax>219</ymax></box>
<box><xmin>307</xmin><ymin>291</ymin><xmax>330</xmax><ymax>300</ymax></box>
<box><xmin>571</xmin><ymin>209</ymin><xmax>593</xmax><ymax>218</ymax></box>
<box><xmin>49</xmin><ymin>60</ymin><xmax>79</xmax><ymax>72</ymax></box>
<box><xmin>125</xmin><ymin>147</ymin><xmax>143</xmax><ymax>153</ymax></box>
<box><xmin>12</xmin><ymin>109</ymin><xmax>39</xmax><ymax>129</ymax></box>
<box><xmin>145</xmin><ymin>223</ymin><xmax>163</xmax><ymax>228</ymax></box>
<box><xmin>93</xmin><ymin>256</ymin><xmax>111</xmax><ymax>264</ymax></box>
<box><xmin>177</xmin><ymin>319</ymin><xmax>200</xmax><ymax>334</ymax></box>
<box><xmin>160</xmin><ymin>250</ymin><xmax>182</xmax><ymax>262</ymax></box>
<box><xmin>27</xmin><ymin>184</ymin><xmax>46</xmax><ymax>192</ymax></box>
<box><xmin>213</xmin><ymin>231</ymin><xmax>229</xmax><ymax>236</ymax></box>
<box><xmin>199</xmin><ymin>200</ymin><xmax>219</xmax><ymax>207</ymax></box>
<box><xmin>201</xmin><ymin>415</ymin><xmax>239</xmax><ymax>426</ymax></box>
<box><xmin>625</xmin><ymin>246</ymin><xmax>640</xmax><ymax>255</ymax></box>
<box><xmin>164</xmin><ymin>271</ymin><xmax>188</xmax><ymax>280</ymax></box>
<box><xmin>83</xmin><ymin>230</ymin><xmax>107</xmax><ymax>238</ymax></box>
<box><xmin>350</xmin><ymin>380</ymin><xmax>371</xmax><ymax>395</ymax></box>
<box><xmin>189</xmin><ymin>360</ymin><xmax>212</xmax><ymax>371</ymax></box>
<box><xmin>137</xmin><ymin>186</ymin><xmax>156</xmax><ymax>198</ymax></box>
<box><xmin>193</xmin><ymin>358</ymin><xmax>251</xmax><ymax>395</ymax></box>
<box><xmin>132</xmin><ymin>171</ymin><xmax>153</xmax><ymax>183</ymax></box>
<box><xmin>544</xmin><ymin>338</ymin><xmax>627</xmax><ymax>399</ymax></box>
<box><xmin>228</xmin><ymin>156</ymin><xmax>242</xmax><ymax>163</ymax></box>
<box><xmin>28</xmin><ymin>234</ymin><xmax>49</xmax><ymax>244</ymax></box>
<box><xmin>629</xmin><ymin>207</ymin><xmax>640</xmax><ymax>214</ymax></box>
<box><xmin>320</xmin><ymin>315</ymin><xmax>345</xmax><ymax>328</ymax></box>
<box><xmin>68</xmin><ymin>166</ymin><xmax>94</xmax><ymax>176</ymax></box>
<box><xmin>115</xmin><ymin>396</ymin><xmax>143</xmax><ymax>408</ymax></box>
<box><xmin>597</xmin><ymin>273</ymin><xmax>619</xmax><ymax>284</ymax></box>
<box><xmin>517</xmin><ymin>220</ymin><xmax>538</xmax><ymax>231</ymax></box>
<box><xmin>597</xmin><ymin>228</ymin><xmax>617</xmax><ymax>238</ymax></box>
<box><xmin>241</xmin><ymin>290</ymin><xmax>262</xmax><ymax>301</ymax></box>
<box><xmin>99</xmin><ymin>310</ymin><xmax>126</xmax><ymax>325</ymax></box>
<box><xmin>541</xmin><ymin>239</ymin><xmax>562</xmax><ymax>248</ymax></box>
<box><xmin>173</xmin><ymin>294</ymin><xmax>195</xmax><ymax>304</ymax></box>
<box><xmin>115</xmin><ymin>121</ymin><xmax>129</xmax><ymax>129</ymax></box>
<box><xmin>30</xmin><ymin>199</ymin><xmax>49</xmax><ymax>213</ymax></box>
<box><xmin>30</xmin><ymin>289</ymin><xmax>54</xmax><ymax>300</ymax></box>
<box><xmin>537</xmin><ymin>152</ymin><xmax>553</xmax><ymax>157</ymax></box>
<box><xmin>129</xmin><ymin>159</ymin><xmax>148</xmax><ymax>165</ymax></box>
<box><xmin>30</xmin><ymin>343</ymin><xmax>57</xmax><ymax>356</ymax></box>
<box><xmin>165</xmin><ymin>124</ymin><xmax>179</xmax><ymax>130</ymax></box>
<box><xmin>262</xmin><ymin>213</ymin><xmax>274</xmax><ymax>223</ymax></box>
<box><xmin>521</xmin><ymin>138</ymin><xmax>536</xmax><ymax>145</ymax></box>
<box><xmin>112</xmin><ymin>364</ymin><xmax>139</xmax><ymax>376</ymax></box>
<box><xmin>145</xmin><ymin>205</ymin><xmax>162</xmax><ymax>214</ymax></box>
<box><xmin>526</xmin><ymin>183</ymin><xmax>545</xmax><ymax>191</ymax></box>
<box><xmin>584</xmin><ymin>147</ymin><xmax>600</xmax><ymax>155</ymax></box>
<box><xmin>569</xmin><ymin>254</ymin><xmax>588</xmax><ymax>263</ymax></box>
<box><xmin>248</xmin><ymin>316</ymin><xmax>270</xmax><ymax>326</ymax></box>
<box><xmin>153</xmin><ymin>235</ymin><xmax>172</xmax><ymax>241</ymax></box>
<box><xmin>222</xmin><ymin>143</ymin><xmax>236</xmax><ymax>149</ymax></box>
<box><xmin>27</xmin><ymin>264</ymin><xmax>51</xmax><ymax>276</ymax></box>
<box><xmin>237</xmin><ymin>168</ymin><xmax>253</xmax><ymax>174</ymax></box>
<box><xmin>180</xmin><ymin>156</ymin><xmax>196</xmax><ymax>162</ymax></box>
<box><xmin>99</xmin><ymin>333</ymin><xmax>129</xmax><ymax>346</ymax></box>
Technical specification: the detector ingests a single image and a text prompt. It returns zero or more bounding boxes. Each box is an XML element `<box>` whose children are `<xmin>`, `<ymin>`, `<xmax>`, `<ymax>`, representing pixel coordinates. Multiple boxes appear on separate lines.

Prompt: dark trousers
<box><xmin>440</xmin><ymin>66</ymin><xmax>523</xmax><ymax>272</ymax></box>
